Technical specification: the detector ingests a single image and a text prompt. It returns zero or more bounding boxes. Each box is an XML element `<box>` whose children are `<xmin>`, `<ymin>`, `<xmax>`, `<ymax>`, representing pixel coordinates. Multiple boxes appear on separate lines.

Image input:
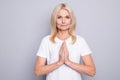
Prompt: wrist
<box><xmin>57</xmin><ymin>61</ymin><xmax>63</xmax><ymax>66</ymax></box>
<box><xmin>65</xmin><ymin>59</ymin><xmax>71</xmax><ymax>66</ymax></box>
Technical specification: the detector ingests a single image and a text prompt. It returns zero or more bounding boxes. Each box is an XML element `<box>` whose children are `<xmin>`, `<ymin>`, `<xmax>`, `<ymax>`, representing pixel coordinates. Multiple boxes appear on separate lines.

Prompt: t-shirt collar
<box><xmin>55</xmin><ymin>36</ymin><xmax>72</xmax><ymax>43</ymax></box>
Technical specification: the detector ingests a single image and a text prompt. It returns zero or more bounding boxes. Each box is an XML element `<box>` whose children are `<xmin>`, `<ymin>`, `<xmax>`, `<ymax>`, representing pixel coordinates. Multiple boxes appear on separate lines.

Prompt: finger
<box><xmin>64</xmin><ymin>43</ymin><xmax>69</xmax><ymax>56</ymax></box>
<box><xmin>62</xmin><ymin>41</ymin><xmax>65</xmax><ymax>46</ymax></box>
<box><xmin>63</xmin><ymin>42</ymin><xmax>67</xmax><ymax>51</ymax></box>
<box><xmin>60</xmin><ymin>43</ymin><xmax>64</xmax><ymax>51</ymax></box>
<box><xmin>60</xmin><ymin>42</ymin><xmax>66</xmax><ymax>54</ymax></box>
<box><xmin>60</xmin><ymin>41</ymin><xmax>65</xmax><ymax>50</ymax></box>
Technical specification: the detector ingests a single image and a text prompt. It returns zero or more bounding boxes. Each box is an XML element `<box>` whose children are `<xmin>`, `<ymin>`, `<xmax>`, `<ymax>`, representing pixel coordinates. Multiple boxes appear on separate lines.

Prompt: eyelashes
<box><xmin>66</xmin><ymin>16</ymin><xmax>70</xmax><ymax>19</ymax></box>
<box><xmin>57</xmin><ymin>16</ymin><xmax>70</xmax><ymax>19</ymax></box>
<box><xmin>57</xmin><ymin>16</ymin><xmax>62</xmax><ymax>19</ymax></box>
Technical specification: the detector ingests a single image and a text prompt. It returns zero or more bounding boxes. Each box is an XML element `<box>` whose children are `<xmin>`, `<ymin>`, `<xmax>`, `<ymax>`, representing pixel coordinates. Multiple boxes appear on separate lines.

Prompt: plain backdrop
<box><xmin>0</xmin><ymin>0</ymin><xmax>120</xmax><ymax>80</ymax></box>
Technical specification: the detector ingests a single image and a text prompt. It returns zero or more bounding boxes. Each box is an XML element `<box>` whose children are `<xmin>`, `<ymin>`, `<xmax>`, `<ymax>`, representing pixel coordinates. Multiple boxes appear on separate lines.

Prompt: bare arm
<box><xmin>34</xmin><ymin>56</ymin><xmax>63</xmax><ymax>76</ymax></box>
<box><xmin>65</xmin><ymin>54</ymin><xmax>96</xmax><ymax>76</ymax></box>
<box><xmin>34</xmin><ymin>42</ymin><xmax>65</xmax><ymax>76</ymax></box>
<box><xmin>63</xmin><ymin>42</ymin><xmax>96</xmax><ymax>76</ymax></box>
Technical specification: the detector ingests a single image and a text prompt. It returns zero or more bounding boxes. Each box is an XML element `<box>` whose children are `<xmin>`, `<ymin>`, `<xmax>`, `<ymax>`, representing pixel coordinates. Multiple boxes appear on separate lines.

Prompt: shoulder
<box><xmin>42</xmin><ymin>35</ymin><xmax>50</xmax><ymax>40</ymax></box>
<box><xmin>76</xmin><ymin>35</ymin><xmax>89</xmax><ymax>45</ymax></box>
<box><xmin>41</xmin><ymin>35</ymin><xmax>51</xmax><ymax>43</ymax></box>
<box><xmin>76</xmin><ymin>35</ymin><xmax>90</xmax><ymax>47</ymax></box>
<box><xmin>76</xmin><ymin>35</ymin><xmax>86</xmax><ymax>42</ymax></box>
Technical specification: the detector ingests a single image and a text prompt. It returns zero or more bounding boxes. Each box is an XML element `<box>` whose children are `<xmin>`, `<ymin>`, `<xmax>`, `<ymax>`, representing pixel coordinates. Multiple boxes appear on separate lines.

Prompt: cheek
<box><xmin>66</xmin><ymin>19</ymin><xmax>71</xmax><ymax>24</ymax></box>
<box><xmin>56</xmin><ymin>19</ymin><xmax>61</xmax><ymax>24</ymax></box>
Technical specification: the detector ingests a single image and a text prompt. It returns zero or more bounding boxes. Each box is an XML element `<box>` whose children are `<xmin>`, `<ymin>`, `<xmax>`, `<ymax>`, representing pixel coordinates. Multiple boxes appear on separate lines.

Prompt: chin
<box><xmin>57</xmin><ymin>26</ymin><xmax>70</xmax><ymax>31</ymax></box>
<box><xmin>58</xmin><ymin>28</ymin><xmax>69</xmax><ymax>31</ymax></box>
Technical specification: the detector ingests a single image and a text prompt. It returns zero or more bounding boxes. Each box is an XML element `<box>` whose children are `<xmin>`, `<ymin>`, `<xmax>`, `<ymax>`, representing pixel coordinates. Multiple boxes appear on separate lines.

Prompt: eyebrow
<box><xmin>57</xmin><ymin>15</ymin><xmax>70</xmax><ymax>17</ymax></box>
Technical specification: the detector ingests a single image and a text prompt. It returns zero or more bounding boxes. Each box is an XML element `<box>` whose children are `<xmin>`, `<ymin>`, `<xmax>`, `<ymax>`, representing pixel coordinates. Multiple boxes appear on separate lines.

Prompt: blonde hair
<box><xmin>50</xmin><ymin>3</ymin><xmax>76</xmax><ymax>44</ymax></box>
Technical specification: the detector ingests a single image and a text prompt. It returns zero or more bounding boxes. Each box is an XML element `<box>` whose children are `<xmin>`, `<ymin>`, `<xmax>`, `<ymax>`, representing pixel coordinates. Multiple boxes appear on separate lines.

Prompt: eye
<box><xmin>57</xmin><ymin>16</ymin><xmax>62</xmax><ymax>19</ymax></box>
<box><xmin>66</xmin><ymin>16</ymin><xmax>70</xmax><ymax>19</ymax></box>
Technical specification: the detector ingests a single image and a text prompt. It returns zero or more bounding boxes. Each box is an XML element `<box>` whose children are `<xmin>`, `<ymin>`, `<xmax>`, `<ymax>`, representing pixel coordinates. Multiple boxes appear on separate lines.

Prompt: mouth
<box><xmin>61</xmin><ymin>25</ymin><xmax>67</xmax><ymax>26</ymax></box>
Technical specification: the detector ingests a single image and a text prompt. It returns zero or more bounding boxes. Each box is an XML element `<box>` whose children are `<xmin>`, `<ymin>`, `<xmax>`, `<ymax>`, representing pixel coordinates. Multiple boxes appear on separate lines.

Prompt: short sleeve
<box><xmin>79</xmin><ymin>37</ymin><xmax>92</xmax><ymax>56</ymax></box>
<box><xmin>36</xmin><ymin>37</ymin><xmax>49</xmax><ymax>58</ymax></box>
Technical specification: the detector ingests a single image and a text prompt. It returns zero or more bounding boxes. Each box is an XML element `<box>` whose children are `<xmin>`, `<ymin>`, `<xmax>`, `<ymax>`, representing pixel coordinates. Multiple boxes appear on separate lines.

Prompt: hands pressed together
<box><xmin>58</xmin><ymin>41</ymin><xmax>70</xmax><ymax>65</ymax></box>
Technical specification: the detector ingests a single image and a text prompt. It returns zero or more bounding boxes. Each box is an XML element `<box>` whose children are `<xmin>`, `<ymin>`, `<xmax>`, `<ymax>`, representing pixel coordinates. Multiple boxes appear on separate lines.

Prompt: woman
<box><xmin>34</xmin><ymin>3</ymin><xmax>96</xmax><ymax>80</ymax></box>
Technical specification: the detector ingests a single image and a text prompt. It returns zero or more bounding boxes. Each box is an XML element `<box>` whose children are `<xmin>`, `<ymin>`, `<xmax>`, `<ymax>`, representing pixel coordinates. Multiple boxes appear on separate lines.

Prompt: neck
<box><xmin>57</xmin><ymin>30</ymin><xmax>70</xmax><ymax>40</ymax></box>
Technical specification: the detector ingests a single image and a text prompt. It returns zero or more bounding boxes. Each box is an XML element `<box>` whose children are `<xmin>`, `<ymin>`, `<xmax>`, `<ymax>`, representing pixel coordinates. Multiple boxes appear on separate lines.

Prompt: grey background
<box><xmin>0</xmin><ymin>0</ymin><xmax>120</xmax><ymax>80</ymax></box>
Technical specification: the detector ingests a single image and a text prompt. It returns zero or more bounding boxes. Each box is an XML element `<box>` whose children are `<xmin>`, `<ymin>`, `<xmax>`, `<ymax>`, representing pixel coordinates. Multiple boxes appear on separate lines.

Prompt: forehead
<box><xmin>57</xmin><ymin>9</ymin><xmax>70</xmax><ymax>16</ymax></box>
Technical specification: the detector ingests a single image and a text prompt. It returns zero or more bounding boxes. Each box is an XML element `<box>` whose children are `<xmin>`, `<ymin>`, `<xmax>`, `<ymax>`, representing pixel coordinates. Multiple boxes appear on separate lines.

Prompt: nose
<box><xmin>62</xmin><ymin>18</ymin><xmax>65</xmax><ymax>24</ymax></box>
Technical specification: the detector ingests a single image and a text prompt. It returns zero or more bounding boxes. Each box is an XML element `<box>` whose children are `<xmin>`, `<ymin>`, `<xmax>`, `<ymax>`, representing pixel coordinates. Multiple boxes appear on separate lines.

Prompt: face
<box><xmin>56</xmin><ymin>9</ymin><xmax>71</xmax><ymax>31</ymax></box>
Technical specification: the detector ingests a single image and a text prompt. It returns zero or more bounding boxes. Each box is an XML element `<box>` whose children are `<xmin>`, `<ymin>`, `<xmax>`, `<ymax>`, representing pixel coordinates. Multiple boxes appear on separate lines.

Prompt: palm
<box><xmin>59</xmin><ymin>41</ymin><xmax>69</xmax><ymax>64</ymax></box>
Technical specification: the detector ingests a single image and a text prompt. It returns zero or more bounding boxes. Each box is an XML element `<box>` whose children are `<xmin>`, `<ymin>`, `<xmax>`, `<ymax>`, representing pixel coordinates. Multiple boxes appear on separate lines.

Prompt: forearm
<box><xmin>35</xmin><ymin>61</ymin><xmax>62</xmax><ymax>76</ymax></box>
<box><xmin>65</xmin><ymin>60</ymin><xmax>96</xmax><ymax>76</ymax></box>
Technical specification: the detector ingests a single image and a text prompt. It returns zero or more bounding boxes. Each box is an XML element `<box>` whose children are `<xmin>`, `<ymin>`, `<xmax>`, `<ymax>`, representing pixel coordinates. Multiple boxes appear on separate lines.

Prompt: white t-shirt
<box><xmin>37</xmin><ymin>35</ymin><xmax>92</xmax><ymax>80</ymax></box>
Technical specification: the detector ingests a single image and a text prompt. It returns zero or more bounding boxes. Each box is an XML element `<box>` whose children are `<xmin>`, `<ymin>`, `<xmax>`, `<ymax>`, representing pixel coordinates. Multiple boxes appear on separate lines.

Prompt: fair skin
<box><xmin>34</xmin><ymin>9</ymin><xmax>96</xmax><ymax>76</ymax></box>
